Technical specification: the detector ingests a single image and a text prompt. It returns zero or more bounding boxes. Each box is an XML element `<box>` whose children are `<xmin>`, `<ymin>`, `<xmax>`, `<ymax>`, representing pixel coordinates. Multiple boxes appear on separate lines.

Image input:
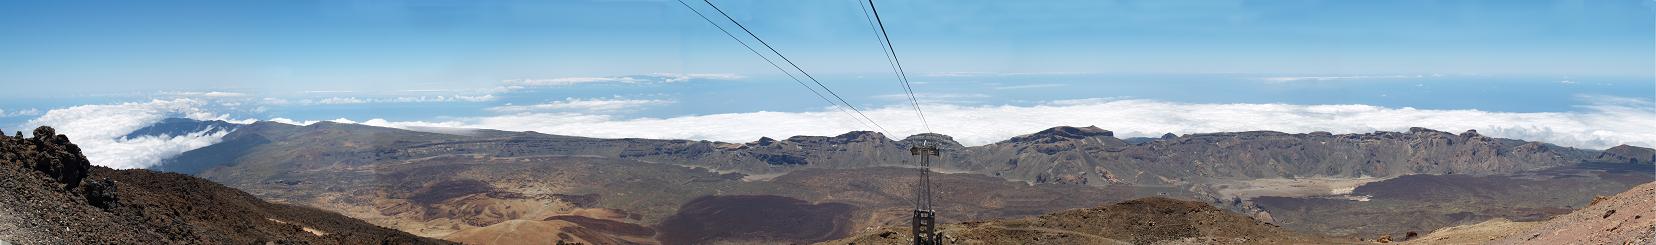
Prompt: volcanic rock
<box><xmin>0</xmin><ymin>126</ymin><xmax>446</xmax><ymax>244</ymax></box>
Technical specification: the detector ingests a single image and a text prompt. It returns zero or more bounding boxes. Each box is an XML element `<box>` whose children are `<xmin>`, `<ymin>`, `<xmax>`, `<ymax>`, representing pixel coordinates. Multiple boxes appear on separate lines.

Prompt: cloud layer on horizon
<box><xmin>487</xmin><ymin>97</ymin><xmax>674</xmax><ymax>113</ymax></box>
<box><xmin>502</xmin><ymin>73</ymin><xmax>743</xmax><ymax>87</ymax></box>
<box><xmin>18</xmin><ymin>96</ymin><xmax>1656</xmax><ymax>170</ymax></box>
<box><xmin>20</xmin><ymin>99</ymin><xmax>238</xmax><ymax>169</ymax></box>
<box><xmin>356</xmin><ymin>96</ymin><xmax>1656</xmax><ymax>150</ymax></box>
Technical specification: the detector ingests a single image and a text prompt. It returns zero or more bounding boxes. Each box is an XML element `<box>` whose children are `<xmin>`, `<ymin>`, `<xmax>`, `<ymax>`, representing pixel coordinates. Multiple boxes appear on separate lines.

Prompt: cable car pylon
<box><xmin>910</xmin><ymin>140</ymin><xmax>941</xmax><ymax>245</ymax></box>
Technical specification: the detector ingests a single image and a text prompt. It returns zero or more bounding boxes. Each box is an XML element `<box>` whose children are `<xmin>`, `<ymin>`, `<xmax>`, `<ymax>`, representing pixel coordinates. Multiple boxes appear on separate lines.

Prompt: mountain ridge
<box><xmin>159</xmin><ymin>119</ymin><xmax>1649</xmax><ymax>185</ymax></box>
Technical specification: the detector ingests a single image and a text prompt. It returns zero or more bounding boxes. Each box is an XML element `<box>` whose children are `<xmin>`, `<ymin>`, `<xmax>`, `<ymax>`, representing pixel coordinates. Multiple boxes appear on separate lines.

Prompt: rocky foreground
<box><xmin>0</xmin><ymin>127</ymin><xmax>446</xmax><ymax>244</ymax></box>
<box><xmin>1404</xmin><ymin>181</ymin><xmax>1656</xmax><ymax>244</ymax></box>
<box><xmin>823</xmin><ymin>180</ymin><xmax>1656</xmax><ymax>245</ymax></box>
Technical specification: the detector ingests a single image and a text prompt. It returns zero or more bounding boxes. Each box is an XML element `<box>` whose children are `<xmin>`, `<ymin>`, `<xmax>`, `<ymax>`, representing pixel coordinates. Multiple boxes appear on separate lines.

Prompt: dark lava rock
<box><xmin>23</xmin><ymin>126</ymin><xmax>91</xmax><ymax>189</ymax></box>
<box><xmin>0</xmin><ymin>126</ymin><xmax>94</xmax><ymax>190</ymax></box>
<box><xmin>81</xmin><ymin>177</ymin><xmax>118</xmax><ymax>209</ymax></box>
<box><xmin>656</xmin><ymin>195</ymin><xmax>855</xmax><ymax>245</ymax></box>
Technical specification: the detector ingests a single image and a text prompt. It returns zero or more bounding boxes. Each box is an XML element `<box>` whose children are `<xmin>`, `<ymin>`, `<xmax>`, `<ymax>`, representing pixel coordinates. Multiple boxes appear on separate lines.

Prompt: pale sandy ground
<box><xmin>1400</xmin><ymin>219</ymin><xmax>1540</xmax><ymax>244</ymax></box>
<box><xmin>1211</xmin><ymin>177</ymin><xmax>1390</xmax><ymax>199</ymax></box>
<box><xmin>443</xmin><ymin>220</ymin><xmax>585</xmax><ymax>245</ymax></box>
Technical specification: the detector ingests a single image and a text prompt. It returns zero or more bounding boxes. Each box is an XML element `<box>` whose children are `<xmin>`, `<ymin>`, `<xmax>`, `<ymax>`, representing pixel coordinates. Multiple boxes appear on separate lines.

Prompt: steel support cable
<box><xmin>855</xmin><ymin>0</ymin><xmax>929</xmax><ymax>136</ymax></box>
<box><xmin>866</xmin><ymin>0</ymin><xmax>933</xmax><ymax>134</ymax></box>
<box><xmin>700</xmin><ymin>0</ymin><xmax>895</xmax><ymax>136</ymax></box>
<box><xmin>675</xmin><ymin>0</ymin><xmax>878</xmax><ymax>131</ymax></box>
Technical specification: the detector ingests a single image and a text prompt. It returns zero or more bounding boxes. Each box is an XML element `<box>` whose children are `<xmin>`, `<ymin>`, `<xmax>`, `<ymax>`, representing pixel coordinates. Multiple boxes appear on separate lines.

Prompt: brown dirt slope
<box><xmin>0</xmin><ymin>126</ymin><xmax>448</xmax><ymax>244</ymax></box>
<box><xmin>1401</xmin><ymin>218</ymin><xmax>1540</xmax><ymax>245</ymax></box>
<box><xmin>1406</xmin><ymin>181</ymin><xmax>1656</xmax><ymax>245</ymax></box>
<box><xmin>823</xmin><ymin>197</ymin><xmax>1343</xmax><ymax>245</ymax></box>
<box><xmin>1491</xmin><ymin>181</ymin><xmax>1656</xmax><ymax>244</ymax></box>
<box><xmin>443</xmin><ymin>214</ymin><xmax>658</xmax><ymax>245</ymax></box>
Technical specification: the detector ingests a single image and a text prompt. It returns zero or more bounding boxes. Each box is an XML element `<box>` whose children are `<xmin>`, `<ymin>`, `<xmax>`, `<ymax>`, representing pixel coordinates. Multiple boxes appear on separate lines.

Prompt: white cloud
<box><xmin>164</xmin><ymin>91</ymin><xmax>249</xmax><ymax>98</ymax></box>
<box><xmin>391</xmin><ymin>94</ymin><xmax>496</xmax><ymax>103</ymax></box>
<box><xmin>654</xmin><ymin>73</ymin><xmax>743</xmax><ymax>83</ymax></box>
<box><xmin>200</xmin><ymin>91</ymin><xmax>247</xmax><ymax>97</ymax></box>
<box><xmin>360</xmin><ymin>118</ymin><xmax>467</xmax><ymax>129</ymax></box>
<box><xmin>1046</xmin><ymin>97</ymin><xmax>1134</xmax><ymax>106</ymax></box>
<box><xmin>316</xmin><ymin>97</ymin><xmax>369</xmax><ymax>105</ymax></box>
<box><xmin>267</xmin><ymin>117</ymin><xmax>315</xmax><ymax>126</ymax></box>
<box><xmin>20</xmin><ymin>99</ymin><xmax>240</xmax><ymax>169</ymax></box>
<box><xmin>0</xmin><ymin>108</ymin><xmax>42</xmax><ymax>118</ymax></box>
<box><xmin>1259</xmin><ymin>74</ymin><xmax>1437</xmax><ymax>83</ymax></box>
<box><xmin>307</xmin><ymin>94</ymin><xmax>497</xmax><ymax>105</ymax></box>
<box><xmin>487</xmin><ymin>97</ymin><xmax>673</xmax><ymax>113</ymax></box>
<box><xmin>324</xmin><ymin>96</ymin><xmax>1656</xmax><ymax>150</ymax></box>
<box><xmin>502</xmin><ymin>73</ymin><xmax>743</xmax><ymax>87</ymax></box>
<box><xmin>262</xmin><ymin>97</ymin><xmax>291</xmax><ymax>105</ymax></box>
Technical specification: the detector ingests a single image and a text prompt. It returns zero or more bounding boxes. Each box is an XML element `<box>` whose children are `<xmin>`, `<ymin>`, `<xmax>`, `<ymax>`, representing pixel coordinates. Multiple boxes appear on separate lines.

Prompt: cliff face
<box><xmin>0</xmin><ymin>126</ymin><xmax>447</xmax><ymax>244</ymax></box>
<box><xmin>168</xmin><ymin>122</ymin><xmax>1638</xmax><ymax>188</ymax></box>
<box><xmin>629</xmin><ymin>126</ymin><xmax>1626</xmax><ymax>186</ymax></box>
<box><xmin>962</xmin><ymin>127</ymin><xmax>1614</xmax><ymax>185</ymax></box>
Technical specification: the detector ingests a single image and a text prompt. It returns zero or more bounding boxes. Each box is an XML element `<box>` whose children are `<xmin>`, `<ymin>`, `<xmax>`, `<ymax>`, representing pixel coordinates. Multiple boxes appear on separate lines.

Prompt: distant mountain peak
<box><xmin>831</xmin><ymin>131</ymin><xmax>886</xmax><ymax>141</ymax></box>
<box><xmin>1004</xmin><ymin>125</ymin><xmax>1114</xmax><ymax>144</ymax></box>
<box><xmin>122</xmin><ymin>118</ymin><xmax>241</xmax><ymax>140</ymax></box>
<box><xmin>1407</xmin><ymin>127</ymin><xmax>1450</xmax><ymax>135</ymax></box>
<box><xmin>1459</xmin><ymin>129</ymin><xmax>1482</xmax><ymax>138</ymax></box>
<box><xmin>1598</xmin><ymin>144</ymin><xmax>1655</xmax><ymax>164</ymax></box>
<box><xmin>752</xmin><ymin>136</ymin><xmax>778</xmax><ymax>146</ymax></box>
<box><xmin>900</xmin><ymin>133</ymin><xmax>963</xmax><ymax>149</ymax></box>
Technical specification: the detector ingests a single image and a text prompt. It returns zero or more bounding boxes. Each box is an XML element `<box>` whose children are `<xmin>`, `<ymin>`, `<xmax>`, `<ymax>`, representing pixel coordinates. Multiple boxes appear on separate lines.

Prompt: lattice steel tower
<box><xmin>910</xmin><ymin>143</ymin><xmax>941</xmax><ymax>245</ymax></box>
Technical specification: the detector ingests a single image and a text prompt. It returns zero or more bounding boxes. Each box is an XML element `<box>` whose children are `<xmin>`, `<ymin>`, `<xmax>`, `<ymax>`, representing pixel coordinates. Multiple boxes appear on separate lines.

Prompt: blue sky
<box><xmin>2</xmin><ymin>0</ymin><xmax>1651</xmax><ymax>95</ymax></box>
<box><xmin>1</xmin><ymin>0</ymin><xmax>1653</xmax><ymax>168</ymax></box>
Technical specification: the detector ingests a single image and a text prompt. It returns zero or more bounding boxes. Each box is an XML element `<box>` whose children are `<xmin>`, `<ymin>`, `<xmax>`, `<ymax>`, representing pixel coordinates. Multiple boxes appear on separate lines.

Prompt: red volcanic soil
<box><xmin>655</xmin><ymin>195</ymin><xmax>856</xmax><ymax>245</ymax></box>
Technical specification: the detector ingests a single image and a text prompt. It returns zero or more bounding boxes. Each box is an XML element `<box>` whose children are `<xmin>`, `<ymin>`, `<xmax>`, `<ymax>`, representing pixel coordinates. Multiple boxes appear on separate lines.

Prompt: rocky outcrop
<box><xmin>1</xmin><ymin>126</ymin><xmax>92</xmax><ymax>190</ymax></box>
<box><xmin>0</xmin><ymin>126</ymin><xmax>446</xmax><ymax>244</ymax></box>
